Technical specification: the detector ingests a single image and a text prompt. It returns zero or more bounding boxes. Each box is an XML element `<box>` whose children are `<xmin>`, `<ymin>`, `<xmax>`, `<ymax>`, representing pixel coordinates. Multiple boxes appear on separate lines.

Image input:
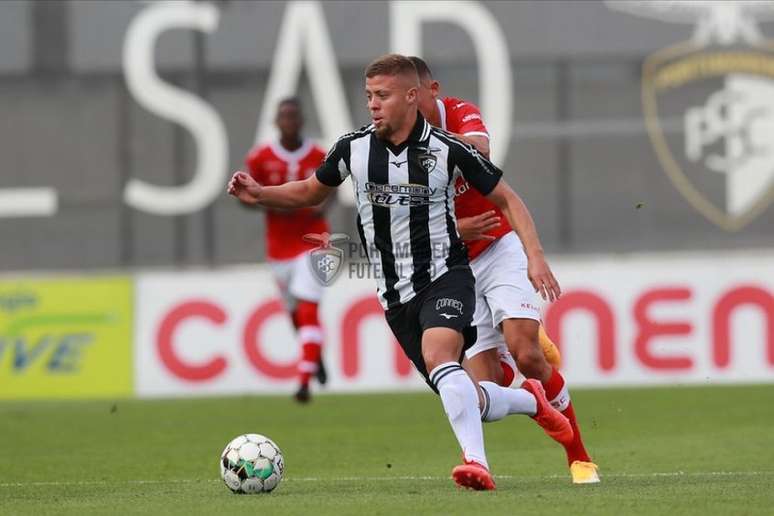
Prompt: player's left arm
<box><xmin>454</xmin><ymin>142</ymin><xmax>560</xmax><ymax>302</ymax></box>
<box><xmin>485</xmin><ymin>180</ymin><xmax>560</xmax><ymax>302</ymax></box>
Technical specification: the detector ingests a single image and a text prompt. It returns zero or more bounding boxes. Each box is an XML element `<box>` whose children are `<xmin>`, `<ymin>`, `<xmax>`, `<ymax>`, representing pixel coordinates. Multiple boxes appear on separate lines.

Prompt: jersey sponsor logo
<box><xmin>461</xmin><ymin>113</ymin><xmax>481</xmax><ymax>123</ymax></box>
<box><xmin>608</xmin><ymin>0</ymin><xmax>774</xmax><ymax>231</ymax></box>
<box><xmin>365</xmin><ymin>182</ymin><xmax>437</xmax><ymax>208</ymax></box>
<box><xmin>455</xmin><ymin>180</ymin><xmax>471</xmax><ymax>197</ymax></box>
<box><xmin>435</xmin><ymin>297</ymin><xmax>464</xmax><ymax>314</ymax></box>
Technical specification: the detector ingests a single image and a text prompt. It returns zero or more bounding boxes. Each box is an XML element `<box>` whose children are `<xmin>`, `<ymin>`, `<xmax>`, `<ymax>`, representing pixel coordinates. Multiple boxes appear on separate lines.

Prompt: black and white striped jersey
<box><xmin>316</xmin><ymin>113</ymin><xmax>502</xmax><ymax>310</ymax></box>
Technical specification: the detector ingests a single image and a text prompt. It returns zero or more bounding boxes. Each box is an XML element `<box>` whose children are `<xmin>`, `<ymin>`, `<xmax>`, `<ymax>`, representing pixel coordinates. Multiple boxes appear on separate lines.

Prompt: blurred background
<box><xmin>1</xmin><ymin>0</ymin><xmax>773</xmax><ymax>399</ymax></box>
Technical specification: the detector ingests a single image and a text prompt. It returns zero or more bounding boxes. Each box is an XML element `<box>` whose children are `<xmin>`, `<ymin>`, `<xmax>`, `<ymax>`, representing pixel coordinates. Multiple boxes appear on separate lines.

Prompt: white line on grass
<box><xmin>0</xmin><ymin>471</ymin><xmax>771</xmax><ymax>488</ymax></box>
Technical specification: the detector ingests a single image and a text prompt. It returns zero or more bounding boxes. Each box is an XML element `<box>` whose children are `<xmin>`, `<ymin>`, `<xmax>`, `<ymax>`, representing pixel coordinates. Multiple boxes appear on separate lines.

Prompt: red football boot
<box><xmin>522</xmin><ymin>378</ymin><xmax>574</xmax><ymax>446</ymax></box>
<box><xmin>451</xmin><ymin>460</ymin><xmax>496</xmax><ymax>491</ymax></box>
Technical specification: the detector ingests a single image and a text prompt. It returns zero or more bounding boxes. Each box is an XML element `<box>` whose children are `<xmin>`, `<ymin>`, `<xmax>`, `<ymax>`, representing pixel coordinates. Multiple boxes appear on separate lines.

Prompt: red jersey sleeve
<box><xmin>445</xmin><ymin>98</ymin><xmax>489</xmax><ymax>138</ymax></box>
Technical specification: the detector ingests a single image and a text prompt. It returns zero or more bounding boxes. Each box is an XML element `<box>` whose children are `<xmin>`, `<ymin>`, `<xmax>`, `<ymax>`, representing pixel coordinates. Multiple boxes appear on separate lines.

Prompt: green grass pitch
<box><xmin>1</xmin><ymin>384</ymin><xmax>772</xmax><ymax>515</ymax></box>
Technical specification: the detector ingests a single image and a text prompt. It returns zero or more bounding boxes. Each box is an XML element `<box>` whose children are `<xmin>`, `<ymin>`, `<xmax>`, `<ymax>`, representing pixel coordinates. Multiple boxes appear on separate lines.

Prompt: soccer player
<box><xmin>229</xmin><ymin>54</ymin><xmax>569</xmax><ymax>490</ymax></box>
<box><xmin>243</xmin><ymin>98</ymin><xmax>329</xmax><ymax>404</ymax></box>
<box><xmin>409</xmin><ymin>56</ymin><xmax>599</xmax><ymax>484</ymax></box>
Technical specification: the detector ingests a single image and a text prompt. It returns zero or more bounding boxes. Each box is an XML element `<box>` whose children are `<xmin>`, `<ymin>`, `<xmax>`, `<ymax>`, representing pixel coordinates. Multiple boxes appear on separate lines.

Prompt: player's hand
<box><xmin>527</xmin><ymin>252</ymin><xmax>561</xmax><ymax>302</ymax></box>
<box><xmin>227</xmin><ymin>171</ymin><xmax>262</xmax><ymax>204</ymax></box>
<box><xmin>457</xmin><ymin>211</ymin><xmax>501</xmax><ymax>241</ymax></box>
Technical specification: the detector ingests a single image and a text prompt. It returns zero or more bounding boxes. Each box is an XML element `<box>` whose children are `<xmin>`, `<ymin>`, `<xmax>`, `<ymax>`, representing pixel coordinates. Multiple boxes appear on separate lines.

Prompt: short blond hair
<box><xmin>364</xmin><ymin>54</ymin><xmax>419</xmax><ymax>85</ymax></box>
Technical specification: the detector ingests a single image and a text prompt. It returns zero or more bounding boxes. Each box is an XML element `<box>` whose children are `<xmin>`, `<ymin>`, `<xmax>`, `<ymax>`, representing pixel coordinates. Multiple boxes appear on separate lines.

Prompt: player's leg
<box><xmin>463</xmin><ymin>282</ymin><xmax>507</xmax><ymax>386</ymax></box>
<box><xmin>481</xmin><ymin>233</ymin><xmax>598</xmax><ymax>482</ymax></box>
<box><xmin>467</xmin><ymin>320</ymin><xmax>570</xmax><ymax>443</ymax></box>
<box><xmin>288</xmin><ymin>252</ymin><xmax>326</xmax><ymax>402</ymax></box>
<box><xmin>539</xmin><ymin>325</ymin><xmax>562</xmax><ymax>369</ymax></box>
<box><xmin>465</xmin><ymin>237</ymin><xmax>569</xmax><ymax>441</ymax></box>
<box><xmin>419</xmin><ymin>267</ymin><xmax>495</xmax><ymax>490</ymax></box>
<box><xmin>501</xmin><ymin>319</ymin><xmax>598</xmax><ymax>483</ymax></box>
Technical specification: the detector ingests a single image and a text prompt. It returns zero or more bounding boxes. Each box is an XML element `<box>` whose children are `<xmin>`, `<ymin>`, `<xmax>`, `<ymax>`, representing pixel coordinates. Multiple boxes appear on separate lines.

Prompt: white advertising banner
<box><xmin>134</xmin><ymin>268</ymin><xmax>422</xmax><ymax>397</ymax></box>
<box><xmin>546</xmin><ymin>251</ymin><xmax>774</xmax><ymax>387</ymax></box>
<box><xmin>135</xmin><ymin>251</ymin><xmax>774</xmax><ymax>397</ymax></box>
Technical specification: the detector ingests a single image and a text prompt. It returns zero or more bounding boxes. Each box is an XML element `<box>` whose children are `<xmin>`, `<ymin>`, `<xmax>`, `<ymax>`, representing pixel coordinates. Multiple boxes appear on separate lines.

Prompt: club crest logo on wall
<box><xmin>607</xmin><ymin>1</ymin><xmax>774</xmax><ymax>230</ymax></box>
<box><xmin>303</xmin><ymin>232</ymin><xmax>350</xmax><ymax>285</ymax></box>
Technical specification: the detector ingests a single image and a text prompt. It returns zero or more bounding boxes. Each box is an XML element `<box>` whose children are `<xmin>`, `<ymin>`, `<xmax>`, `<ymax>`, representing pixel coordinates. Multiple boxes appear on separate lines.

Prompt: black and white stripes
<box><xmin>429</xmin><ymin>362</ymin><xmax>465</xmax><ymax>389</ymax></box>
<box><xmin>315</xmin><ymin>113</ymin><xmax>503</xmax><ymax>310</ymax></box>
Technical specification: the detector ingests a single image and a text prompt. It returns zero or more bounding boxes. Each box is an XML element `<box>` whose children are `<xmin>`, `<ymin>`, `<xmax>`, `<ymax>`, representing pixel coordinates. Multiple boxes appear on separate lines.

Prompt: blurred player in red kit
<box><xmin>243</xmin><ymin>98</ymin><xmax>329</xmax><ymax>403</ymax></box>
<box><xmin>410</xmin><ymin>56</ymin><xmax>599</xmax><ymax>484</ymax></box>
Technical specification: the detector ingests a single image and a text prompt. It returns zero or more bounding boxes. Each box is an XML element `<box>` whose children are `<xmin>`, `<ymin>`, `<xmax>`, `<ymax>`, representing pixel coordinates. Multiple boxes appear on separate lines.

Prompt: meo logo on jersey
<box><xmin>608</xmin><ymin>0</ymin><xmax>774</xmax><ymax>231</ymax></box>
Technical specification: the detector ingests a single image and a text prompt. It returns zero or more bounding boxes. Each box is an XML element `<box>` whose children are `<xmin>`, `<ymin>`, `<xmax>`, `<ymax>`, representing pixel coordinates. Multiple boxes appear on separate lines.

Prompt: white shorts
<box><xmin>268</xmin><ymin>251</ymin><xmax>324</xmax><ymax>309</ymax></box>
<box><xmin>465</xmin><ymin>231</ymin><xmax>541</xmax><ymax>360</ymax></box>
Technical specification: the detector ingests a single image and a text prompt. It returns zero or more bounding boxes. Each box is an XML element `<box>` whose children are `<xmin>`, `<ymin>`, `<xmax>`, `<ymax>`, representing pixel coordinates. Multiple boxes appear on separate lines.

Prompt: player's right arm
<box><xmin>228</xmin><ymin>136</ymin><xmax>350</xmax><ymax>208</ymax></box>
<box><xmin>227</xmin><ymin>172</ymin><xmax>333</xmax><ymax>209</ymax></box>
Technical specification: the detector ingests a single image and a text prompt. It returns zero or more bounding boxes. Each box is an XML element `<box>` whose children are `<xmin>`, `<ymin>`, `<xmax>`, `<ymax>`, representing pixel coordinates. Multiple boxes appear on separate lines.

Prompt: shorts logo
<box><xmin>608</xmin><ymin>1</ymin><xmax>774</xmax><ymax>231</ymax></box>
<box><xmin>304</xmin><ymin>232</ymin><xmax>350</xmax><ymax>285</ymax></box>
<box><xmin>436</xmin><ymin>297</ymin><xmax>463</xmax><ymax>315</ymax></box>
<box><xmin>521</xmin><ymin>302</ymin><xmax>540</xmax><ymax>313</ymax></box>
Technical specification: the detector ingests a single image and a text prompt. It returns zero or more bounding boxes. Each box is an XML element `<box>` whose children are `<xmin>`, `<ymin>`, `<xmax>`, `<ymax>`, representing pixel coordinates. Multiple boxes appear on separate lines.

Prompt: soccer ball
<box><xmin>220</xmin><ymin>434</ymin><xmax>284</xmax><ymax>494</ymax></box>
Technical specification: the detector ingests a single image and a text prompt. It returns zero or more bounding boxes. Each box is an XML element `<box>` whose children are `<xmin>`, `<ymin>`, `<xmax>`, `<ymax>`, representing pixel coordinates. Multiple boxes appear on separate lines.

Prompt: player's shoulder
<box><xmin>326</xmin><ymin>124</ymin><xmax>375</xmax><ymax>159</ymax></box>
<box><xmin>308</xmin><ymin>142</ymin><xmax>328</xmax><ymax>158</ymax></box>
<box><xmin>246</xmin><ymin>143</ymin><xmax>277</xmax><ymax>160</ymax></box>
<box><xmin>429</xmin><ymin>126</ymin><xmax>469</xmax><ymax>149</ymax></box>
<box><xmin>442</xmin><ymin>96</ymin><xmax>481</xmax><ymax>114</ymax></box>
<box><xmin>336</xmin><ymin>124</ymin><xmax>375</xmax><ymax>145</ymax></box>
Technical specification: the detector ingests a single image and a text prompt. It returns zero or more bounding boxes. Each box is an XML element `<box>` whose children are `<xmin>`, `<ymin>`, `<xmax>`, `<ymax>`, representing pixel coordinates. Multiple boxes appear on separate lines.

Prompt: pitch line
<box><xmin>0</xmin><ymin>471</ymin><xmax>771</xmax><ymax>488</ymax></box>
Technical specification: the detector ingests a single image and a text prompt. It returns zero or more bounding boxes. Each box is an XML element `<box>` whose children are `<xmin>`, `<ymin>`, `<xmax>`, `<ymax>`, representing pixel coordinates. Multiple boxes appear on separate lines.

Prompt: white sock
<box><xmin>479</xmin><ymin>381</ymin><xmax>537</xmax><ymax>422</ymax></box>
<box><xmin>430</xmin><ymin>362</ymin><xmax>489</xmax><ymax>469</ymax></box>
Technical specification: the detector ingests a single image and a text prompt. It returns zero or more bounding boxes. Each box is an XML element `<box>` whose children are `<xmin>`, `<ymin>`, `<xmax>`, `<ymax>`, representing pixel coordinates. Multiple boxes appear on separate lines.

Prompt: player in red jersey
<box><xmin>410</xmin><ymin>57</ymin><xmax>599</xmax><ymax>484</ymax></box>
<box><xmin>243</xmin><ymin>98</ymin><xmax>329</xmax><ymax>403</ymax></box>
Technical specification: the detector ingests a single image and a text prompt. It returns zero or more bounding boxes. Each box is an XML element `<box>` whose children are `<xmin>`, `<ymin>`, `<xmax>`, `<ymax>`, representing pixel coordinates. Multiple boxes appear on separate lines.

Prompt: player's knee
<box><xmin>512</xmin><ymin>342</ymin><xmax>548</xmax><ymax>379</ymax></box>
<box><xmin>422</xmin><ymin>347</ymin><xmax>455</xmax><ymax>373</ymax></box>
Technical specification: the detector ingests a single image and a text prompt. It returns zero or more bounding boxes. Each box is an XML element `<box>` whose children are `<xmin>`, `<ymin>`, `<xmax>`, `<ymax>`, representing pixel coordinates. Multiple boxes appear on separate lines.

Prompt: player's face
<box><xmin>275</xmin><ymin>103</ymin><xmax>303</xmax><ymax>140</ymax></box>
<box><xmin>366</xmin><ymin>74</ymin><xmax>418</xmax><ymax>140</ymax></box>
<box><xmin>416</xmin><ymin>77</ymin><xmax>440</xmax><ymax>121</ymax></box>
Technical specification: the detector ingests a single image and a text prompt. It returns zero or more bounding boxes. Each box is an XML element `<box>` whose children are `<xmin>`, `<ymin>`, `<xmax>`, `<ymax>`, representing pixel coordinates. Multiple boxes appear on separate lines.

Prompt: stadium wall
<box><xmin>2</xmin><ymin>250</ymin><xmax>772</xmax><ymax>399</ymax></box>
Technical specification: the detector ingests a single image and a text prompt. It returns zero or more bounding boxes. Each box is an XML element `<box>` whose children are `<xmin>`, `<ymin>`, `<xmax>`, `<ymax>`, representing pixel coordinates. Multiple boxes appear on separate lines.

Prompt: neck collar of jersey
<box><xmin>436</xmin><ymin>98</ymin><xmax>447</xmax><ymax>131</ymax></box>
<box><xmin>408</xmin><ymin>111</ymin><xmax>431</xmax><ymax>143</ymax></box>
<box><xmin>270</xmin><ymin>137</ymin><xmax>312</xmax><ymax>163</ymax></box>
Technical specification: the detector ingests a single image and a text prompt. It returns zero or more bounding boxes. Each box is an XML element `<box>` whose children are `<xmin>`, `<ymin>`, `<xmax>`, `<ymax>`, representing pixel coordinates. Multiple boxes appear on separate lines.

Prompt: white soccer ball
<box><xmin>220</xmin><ymin>434</ymin><xmax>285</xmax><ymax>494</ymax></box>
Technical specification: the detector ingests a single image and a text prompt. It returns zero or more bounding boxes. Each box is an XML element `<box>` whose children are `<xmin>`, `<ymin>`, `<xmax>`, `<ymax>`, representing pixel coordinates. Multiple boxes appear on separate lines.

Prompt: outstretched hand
<box><xmin>227</xmin><ymin>171</ymin><xmax>262</xmax><ymax>204</ymax></box>
<box><xmin>527</xmin><ymin>253</ymin><xmax>561</xmax><ymax>303</ymax></box>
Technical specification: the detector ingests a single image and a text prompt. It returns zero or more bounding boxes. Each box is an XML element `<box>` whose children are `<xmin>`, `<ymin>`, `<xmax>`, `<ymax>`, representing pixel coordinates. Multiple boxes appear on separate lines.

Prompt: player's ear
<box><xmin>406</xmin><ymin>86</ymin><xmax>418</xmax><ymax>104</ymax></box>
<box><xmin>431</xmin><ymin>80</ymin><xmax>440</xmax><ymax>98</ymax></box>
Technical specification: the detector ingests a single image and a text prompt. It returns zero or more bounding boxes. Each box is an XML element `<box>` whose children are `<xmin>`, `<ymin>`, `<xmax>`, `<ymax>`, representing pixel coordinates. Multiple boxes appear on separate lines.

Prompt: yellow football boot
<box><xmin>539</xmin><ymin>325</ymin><xmax>562</xmax><ymax>369</ymax></box>
<box><xmin>570</xmin><ymin>461</ymin><xmax>600</xmax><ymax>484</ymax></box>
